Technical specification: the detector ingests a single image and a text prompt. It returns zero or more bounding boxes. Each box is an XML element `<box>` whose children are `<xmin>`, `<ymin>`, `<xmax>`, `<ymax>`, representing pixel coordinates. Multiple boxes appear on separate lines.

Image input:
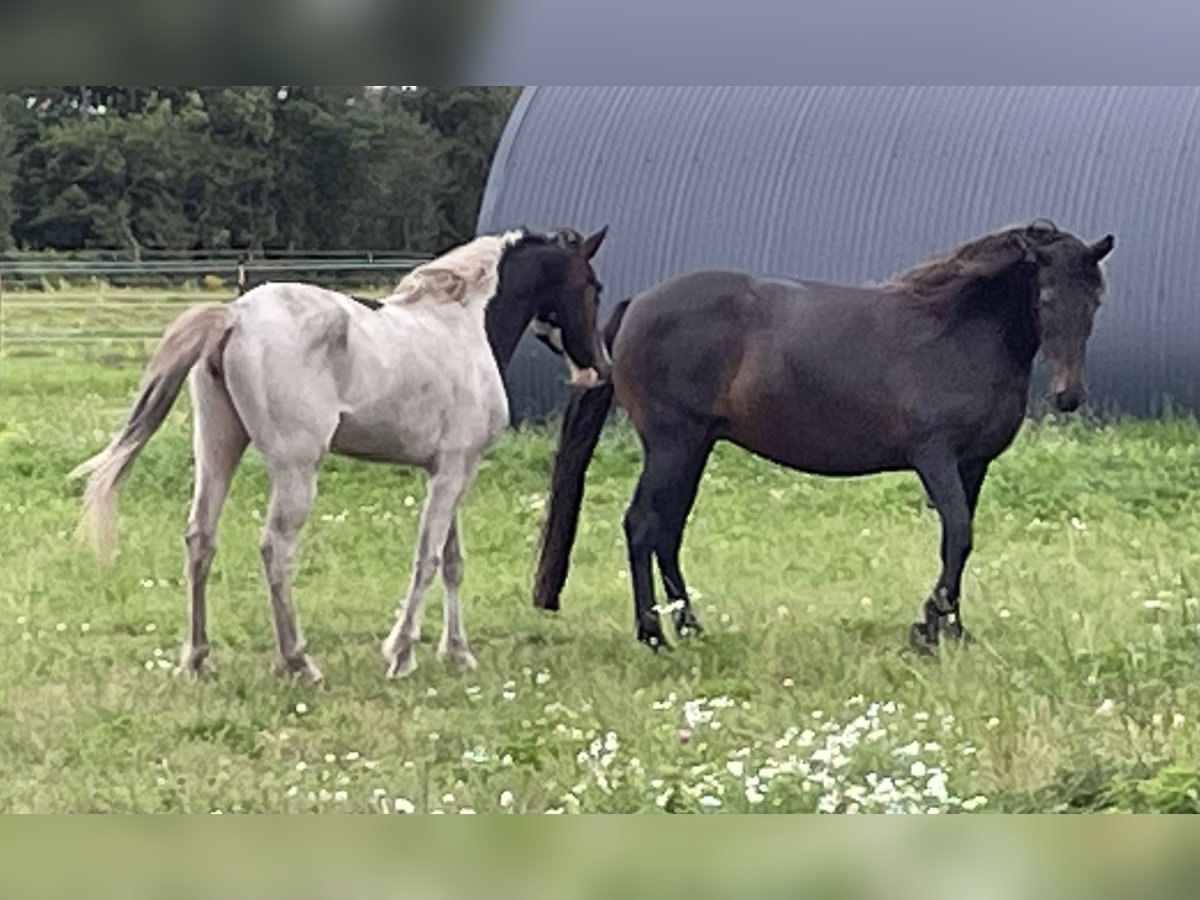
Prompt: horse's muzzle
<box><xmin>569</xmin><ymin>367</ymin><xmax>606</xmax><ymax>389</ymax></box>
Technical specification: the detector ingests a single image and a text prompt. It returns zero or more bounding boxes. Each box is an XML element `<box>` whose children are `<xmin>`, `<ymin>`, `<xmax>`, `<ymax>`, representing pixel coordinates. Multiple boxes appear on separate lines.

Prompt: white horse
<box><xmin>72</xmin><ymin>227</ymin><xmax>610</xmax><ymax>683</ymax></box>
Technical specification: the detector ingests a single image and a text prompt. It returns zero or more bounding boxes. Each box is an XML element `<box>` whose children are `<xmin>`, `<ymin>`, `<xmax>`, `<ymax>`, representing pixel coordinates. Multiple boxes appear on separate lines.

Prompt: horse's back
<box><xmin>231</xmin><ymin>283</ymin><xmax>358</xmax><ymax>355</ymax></box>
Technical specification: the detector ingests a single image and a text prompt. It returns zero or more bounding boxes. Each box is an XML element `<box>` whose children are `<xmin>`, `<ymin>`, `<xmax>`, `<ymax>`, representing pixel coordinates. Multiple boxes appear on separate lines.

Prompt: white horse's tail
<box><xmin>70</xmin><ymin>303</ymin><xmax>231</xmax><ymax>563</ymax></box>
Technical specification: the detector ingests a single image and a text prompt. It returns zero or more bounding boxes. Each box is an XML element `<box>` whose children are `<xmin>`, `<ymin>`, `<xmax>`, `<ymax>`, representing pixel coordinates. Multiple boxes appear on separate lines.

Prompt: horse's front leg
<box><xmin>381</xmin><ymin>455</ymin><xmax>476</xmax><ymax>679</ymax></box>
<box><xmin>909</xmin><ymin>450</ymin><xmax>979</xmax><ymax>653</ymax></box>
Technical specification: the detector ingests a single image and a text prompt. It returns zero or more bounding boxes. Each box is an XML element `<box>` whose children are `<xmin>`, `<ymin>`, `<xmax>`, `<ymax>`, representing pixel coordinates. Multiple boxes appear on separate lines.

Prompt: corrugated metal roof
<box><xmin>479</xmin><ymin>86</ymin><xmax>1200</xmax><ymax>420</ymax></box>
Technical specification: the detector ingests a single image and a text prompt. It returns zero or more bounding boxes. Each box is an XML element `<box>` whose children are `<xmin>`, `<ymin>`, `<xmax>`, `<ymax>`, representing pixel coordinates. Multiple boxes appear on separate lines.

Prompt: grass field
<box><xmin>1</xmin><ymin>291</ymin><xmax>1197</xmax><ymax>813</ymax></box>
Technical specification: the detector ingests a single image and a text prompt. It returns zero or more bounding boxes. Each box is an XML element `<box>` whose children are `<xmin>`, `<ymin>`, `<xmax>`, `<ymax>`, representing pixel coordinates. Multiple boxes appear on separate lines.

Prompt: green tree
<box><xmin>197</xmin><ymin>87</ymin><xmax>280</xmax><ymax>251</ymax></box>
<box><xmin>345</xmin><ymin>90</ymin><xmax>452</xmax><ymax>252</ymax></box>
<box><xmin>408</xmin><ymin>87</ymin><xmax>520</xmax><ymax>244</ymax></box>
<box><xmin>0</xmin><ymin>95</ymin><xmax>20</xmax><ymax>250</ymax></box>
<box><xmin>270</xmin><ymin>86</ymin><xmax>367</xmax><ymax>251</ymax></box>
<box><xmin>16</xmin><ymin>91</ymin><xmax>211</xmax><ymax>255</ymax></box>
<box><xmin>1</xmin><ymin>85</ymin><xmax>522</xmax><ymax>255</ymax></box>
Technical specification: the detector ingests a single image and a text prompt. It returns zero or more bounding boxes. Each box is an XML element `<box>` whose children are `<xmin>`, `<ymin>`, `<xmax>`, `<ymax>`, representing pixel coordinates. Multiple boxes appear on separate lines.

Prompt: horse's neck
<box><xmin>952</xmin><ymin>269</ymin><xmax>1041</xmax><ymax>370</ymax></box>
<box><xmin>483</xmin><ymin>291</ymin><xmax>536</xmax><ymax>374</ymax></box>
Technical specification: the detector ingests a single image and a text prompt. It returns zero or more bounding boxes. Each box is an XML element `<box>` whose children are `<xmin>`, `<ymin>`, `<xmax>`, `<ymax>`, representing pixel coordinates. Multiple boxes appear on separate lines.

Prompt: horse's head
<box><xmin>527</xmin><ymin>225</ymin><xmax>611</xmax><ymax>387</ymax></box>
<box><xmin>1022</xmin><ymin>222</ymin><xmax>1115</xmax><ymax>412</ymax></box>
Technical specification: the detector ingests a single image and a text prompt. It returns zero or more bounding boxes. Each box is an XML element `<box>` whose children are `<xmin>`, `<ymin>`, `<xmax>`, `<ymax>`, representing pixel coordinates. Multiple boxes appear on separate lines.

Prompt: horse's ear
<box><xmin>1090</xmin><ymin>234</ymin><xmax>1115</xmax><ymax>262</ymax></box>
<box><xmin>581</xmin><ymin>225</ymin><xmax>609</xmax><ymax>260</ymax></box>
<box><xmin>1012</xmin><ymin>232</ymin><xmax>1039</xmax><ymax>265</ymax></box>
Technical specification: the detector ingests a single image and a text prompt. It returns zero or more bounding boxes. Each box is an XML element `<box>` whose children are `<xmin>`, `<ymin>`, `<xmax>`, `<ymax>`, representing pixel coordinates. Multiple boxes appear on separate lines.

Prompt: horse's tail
<box><xmin>69</xmin><ymin>303</ymin><xmax>231</xmax><ymax>563</ymax></box>
<box><xmin>533</xmin><ymin>298</ymin><xmax>632</xmax><ymax>610</ymax></box>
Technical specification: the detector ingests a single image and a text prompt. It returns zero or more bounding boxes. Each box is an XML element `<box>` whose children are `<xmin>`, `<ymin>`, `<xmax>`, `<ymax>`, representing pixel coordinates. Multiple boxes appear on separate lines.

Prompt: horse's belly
<box><xmin>721</xmin><ymin>384</ymin><xmax>912</xmax><ymax>475</ymax></box>
<box><xmin>729</xmin><ymin>427</ymin><xmax>909</xmax><ymax>476</ymax></box>
<box><xmin>330</xmin><ymin>378</ymin><xmax>508</xmax><ymax>466</ymax></box>
<box><xmin>330</xmin><ymin>412</ymin><xmax>439</xmax><ymax>466</ymax></box>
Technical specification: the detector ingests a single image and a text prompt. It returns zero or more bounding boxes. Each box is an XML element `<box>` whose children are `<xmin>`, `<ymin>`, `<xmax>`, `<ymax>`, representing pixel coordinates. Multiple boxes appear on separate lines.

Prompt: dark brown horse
<box><xmin>532</xmin><ymin>220</ymin><xmax>1115</xmax><ymax>652</ymax></box>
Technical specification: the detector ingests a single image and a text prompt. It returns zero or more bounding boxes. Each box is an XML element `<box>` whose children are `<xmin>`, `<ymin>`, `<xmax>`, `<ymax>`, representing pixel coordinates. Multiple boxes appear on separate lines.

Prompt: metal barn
<box><xmin>478</xmin><ymin>86</ymin><xmax>1199</xmax><ymax>421</ymax></box>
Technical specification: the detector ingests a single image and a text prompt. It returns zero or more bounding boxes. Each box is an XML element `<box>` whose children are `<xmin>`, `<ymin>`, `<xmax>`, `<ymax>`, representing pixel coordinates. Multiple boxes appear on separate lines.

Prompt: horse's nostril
<box><xmin>1054</xmin><ymin>389</ymin><xmax>1083</xmax><ymax>412</ymax></box>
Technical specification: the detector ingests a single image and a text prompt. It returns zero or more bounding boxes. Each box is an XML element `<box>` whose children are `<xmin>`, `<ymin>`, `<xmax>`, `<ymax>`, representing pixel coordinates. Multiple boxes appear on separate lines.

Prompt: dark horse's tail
<box><xmin>532</xmin><ymin>298</ymin><xmax>632</xmax><ymax>610</ymax></box>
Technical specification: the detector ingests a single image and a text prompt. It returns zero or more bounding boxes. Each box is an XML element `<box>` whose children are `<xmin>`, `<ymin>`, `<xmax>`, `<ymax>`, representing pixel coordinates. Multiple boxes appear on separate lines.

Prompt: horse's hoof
<box><xmin>178</xmin><ymin>643</ymin><xmax>212</xmax><ymax>678</ymax></box>
<box><xmin>908</xmin><ymin>622</ymin><xmax>938</xmax><ymax>656</ymax></box>
<box><xmin>437</xmin><ymin>639</ymin><xmax>478</xmax><ymax>672</ymax></box>
<box><xmin>638</xmin><ymin>630</ymin><xmax>672</xmax><ymax>653</ymax></box>
<box><xmin>673</xmin><ymin>612</ymin><xmax>705</xmax><ymax>639</ymax></box>
<box><xmin>943</xmin><ymin>622</ymin><xmax>975</xmax><ymax>645</ymax></box>
<box><xmin>276</xmin><ymin>654</ymin><xmax>326</xmax><ymax>687</ymax></box>
<box><xmin>386</xmin><ymin>653</ymin><xmax>417</xmax><ymax>680</ymax></box>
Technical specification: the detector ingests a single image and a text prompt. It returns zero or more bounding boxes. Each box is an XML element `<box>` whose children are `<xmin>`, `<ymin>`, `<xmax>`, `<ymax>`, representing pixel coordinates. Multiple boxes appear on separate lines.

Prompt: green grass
<box><xmin>1</xmin><ymin>299</ymin><xmax>1197</xmax><ymax>813</ymax></box>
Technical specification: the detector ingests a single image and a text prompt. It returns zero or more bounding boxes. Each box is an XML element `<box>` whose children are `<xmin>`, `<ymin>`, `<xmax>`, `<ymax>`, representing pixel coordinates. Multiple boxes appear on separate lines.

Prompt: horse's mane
<box><xmin>386</xmin><ymin>229</ymin><xmax>527</xmax><ymax>307</ymax></box>
<box><xmin>882</xmin><ymin>219</ymin><xmax>1061</xmax><ymax>302</ymax></box>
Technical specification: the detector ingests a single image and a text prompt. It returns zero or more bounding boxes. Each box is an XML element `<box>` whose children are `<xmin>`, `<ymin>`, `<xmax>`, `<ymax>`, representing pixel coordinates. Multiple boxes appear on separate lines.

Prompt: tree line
<box><xmin>0</xmin><ymin>86</ymin><xmax>519</xmax><ymax>258</ymax></box>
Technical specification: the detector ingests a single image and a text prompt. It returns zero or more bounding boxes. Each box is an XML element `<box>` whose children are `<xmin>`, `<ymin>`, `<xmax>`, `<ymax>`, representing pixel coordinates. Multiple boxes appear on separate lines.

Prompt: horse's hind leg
<box><xmin>651</xmin><ymin>434</ymin><xmax>712</xmax><ymax>638</ymax></box>
<box><xmin>260</xmin><ymin>458</ymin><xmax>324</xmax><ymax>684</ymax></box>
<box><xmin>181</xmin><ymin>370</ymin><xmax>249</xmax><ymax>675</ymax></box>
<box><xmin>624</xmin><ymin>420</ymin><xmax>710</xmax><ymax>650</ymax></box>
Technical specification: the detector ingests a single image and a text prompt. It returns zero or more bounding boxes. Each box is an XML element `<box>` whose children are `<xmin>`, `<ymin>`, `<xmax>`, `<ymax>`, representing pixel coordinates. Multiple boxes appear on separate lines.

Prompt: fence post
<box><xmin>236</xmin><ymin>254</ymin><xmax>247</xmax><ymax>295</ymax></box>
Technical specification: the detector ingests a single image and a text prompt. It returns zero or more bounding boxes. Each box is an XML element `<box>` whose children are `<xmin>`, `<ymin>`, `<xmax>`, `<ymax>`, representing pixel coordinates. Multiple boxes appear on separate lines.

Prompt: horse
<box><xmin>531</xmin><ymin>220</ymin><xmax>1114</xmax><ymax>653</ymax></box>
<box><xmin>71</xmin><ymin>226</ymin><xmax>611</xmax><ymax>683</ymax></box>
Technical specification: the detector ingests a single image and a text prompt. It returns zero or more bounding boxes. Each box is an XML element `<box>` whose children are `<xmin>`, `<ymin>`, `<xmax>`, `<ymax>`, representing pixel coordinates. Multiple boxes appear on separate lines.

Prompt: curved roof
<box><xmin>479</xmin><ymin>86</ymin><xmax>1200</xmax><ymax>420</ymax></box>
